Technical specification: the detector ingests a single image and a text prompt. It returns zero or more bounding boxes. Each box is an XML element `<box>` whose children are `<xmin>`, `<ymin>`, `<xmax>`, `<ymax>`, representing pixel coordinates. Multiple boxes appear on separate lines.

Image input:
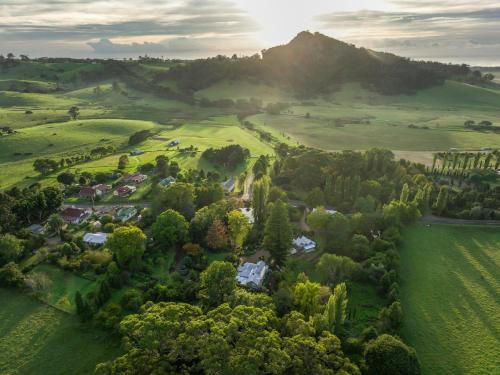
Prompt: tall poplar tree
<box><xmin>252</xmin><ymin>176</ymin><xmax>270</xmax><ymax>224</ymax></box>
<box><xmin>263</xmin><ymin>200</ymin><xmax>292</xmax><ymax>267</ymax></box>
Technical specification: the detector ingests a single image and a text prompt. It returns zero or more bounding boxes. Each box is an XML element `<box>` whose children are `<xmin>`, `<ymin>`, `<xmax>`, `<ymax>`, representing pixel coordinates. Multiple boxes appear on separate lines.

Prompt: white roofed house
<box><xmin>83</xmin><ymin>232</ymin><xmax>108</xmax><ymax>246</ymax></box>
<box><xmin>312</xmin><ymin>207</ymin><xmax>338</xmax><ymax>215</ymax></box>
<box><xmin>236</xmin><ymin>261</ymin><xmax>268</xmax><ymax>289</ymax></box>
<box><xmin>293</xmin><ymin>235</ymin><xmax>316</xmax><ymax>253</ymax></box>
<box><xmin>239</xmin><ymin>207</ymin><xmax>254</xmax><ymax>224</ymax></box>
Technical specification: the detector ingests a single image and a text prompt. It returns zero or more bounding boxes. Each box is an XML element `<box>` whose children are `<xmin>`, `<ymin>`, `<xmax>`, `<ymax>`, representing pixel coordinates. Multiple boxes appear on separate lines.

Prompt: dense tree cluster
<box><xmin>128</xmin><ymin>129</ymin><xmax>152</xmax><ymax>145</ymax></box>
<box><xmin>0</xmin><ymin>186</ymin><xmax>64</xmax><ymax>231</ymax></box>
<box><xmin>96</xmin><ymin>301</ymin><xmax>360</xmax><ymax>375</ymax></box>
<box><xmin>201</xmin><ymin>144</ymin><xmax>250</xmax><ymax>169</ymax></box>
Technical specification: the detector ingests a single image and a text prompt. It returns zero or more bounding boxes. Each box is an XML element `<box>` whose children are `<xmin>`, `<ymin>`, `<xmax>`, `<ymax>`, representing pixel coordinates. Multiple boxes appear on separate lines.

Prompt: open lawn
<box><xmin>400</xmin><ymin>224</ymin><xmax>500</xmax><ymax>375</ymax></box>
<box><xmin>28</xmin><ymin>264</ymin><xmax>98</xmax><ymax>313</ymax></box>
<box><xmin>0</xmin><ymin>288</ymin><xmax>121</xmax><ymax>375</ymax></box>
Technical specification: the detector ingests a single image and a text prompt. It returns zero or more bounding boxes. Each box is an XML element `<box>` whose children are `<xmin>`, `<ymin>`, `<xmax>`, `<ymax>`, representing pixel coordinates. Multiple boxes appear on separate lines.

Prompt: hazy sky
<box><xmin>1</xmin><ymin>0</ymin><xmax>500</xmax><ymax>65</ymax></box>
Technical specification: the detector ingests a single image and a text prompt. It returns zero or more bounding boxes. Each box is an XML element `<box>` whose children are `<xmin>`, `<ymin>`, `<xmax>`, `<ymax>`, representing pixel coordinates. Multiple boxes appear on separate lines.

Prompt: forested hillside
<box><xmin>166</xmin><ymin>31</ymin><xmax>471</xmax><ymax>96</ymax></box>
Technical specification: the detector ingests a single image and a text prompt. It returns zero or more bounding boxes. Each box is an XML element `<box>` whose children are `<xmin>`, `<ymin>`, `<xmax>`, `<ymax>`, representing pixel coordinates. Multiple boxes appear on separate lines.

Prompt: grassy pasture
<box><xmin>0</xmin><ymin>288</ymin><xmax>120</xmax><ymax>375</ymax></box>
<box><xmin>216</xmin><ymin>80</ymin><xmax>500</xmax><ymax>160</ymax></box>
<box><xmin>195</xmin><ymin>79</ymin><xmax>295</xmax><ymax>104</ymax></box>
<box><xmin>0</xmin><ymin>118</ymin><xmax>159</xmax><ymax>188</ymax></box>
<box><xmin>56</xmin><ymin>115</ymin><xmax>274</xmax><ymax>180</ymax></box>
<box><xmin>400</xmin><ymin>224</ymin><xmax>500</xmax><ymax>375</ymax></box>
<box><xmin>0</xmin><ymin>114</ymin><xmax>274</xmax><ymax>191</ymax></box>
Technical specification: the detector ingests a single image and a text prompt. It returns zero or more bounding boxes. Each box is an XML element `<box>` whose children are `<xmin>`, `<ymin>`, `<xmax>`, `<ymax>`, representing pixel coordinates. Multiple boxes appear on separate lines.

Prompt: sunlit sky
<box><xmin>1</xmin><ymin>0</ymin><xmax>500</xmax><ymax>65</ymax></box>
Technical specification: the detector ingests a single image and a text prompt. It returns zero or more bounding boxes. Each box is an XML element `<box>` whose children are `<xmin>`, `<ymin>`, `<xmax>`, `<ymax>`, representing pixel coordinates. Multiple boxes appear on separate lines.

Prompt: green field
<box><xmin>400</xmin><ymin>224</ymin><xmax>500</xmax><ymax>375</ymax></box>
<box><xmin>0</xmin><ymin>288</ymin><xmax>120</xmax><ymax>375</ymax></box>
<box><xmin>47</xmin><ymin>116</ymin><xmax>274</xmax><ymax>189</ymax></box>
<box><xmin>29</xmin><ymin>264</ymin><xmax>98</xmax><ymax>313</ymax></box>
<box><xmin>195</xmin><ymin>80</ymin><xmax>500</xmax><ymax>163</ymax></box>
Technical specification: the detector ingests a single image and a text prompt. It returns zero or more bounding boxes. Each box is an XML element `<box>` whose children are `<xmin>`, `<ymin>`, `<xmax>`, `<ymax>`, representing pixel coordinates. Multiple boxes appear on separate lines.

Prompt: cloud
<box><xmin>87</xmin><ymin>38</ymin><xmax>167</xmax><ymax>54</ymax></box>
<box><xmin>315</xmin><ymin>6</ymin><xmax>500</xmax><ymax>64</ymax></box>
<box><xmin>0</xmin><ymin>0</ymin><xmax>258</xmax><ymax>48</ymax></box>
<box><xmin>2</xmin><ymin>0</ymin><xmax>500</xmax><ymax>63</ymax></box>
<box><xmin>86</xmin><ymin>35</ymin><xmax>262</xmax><ymax>56</ymax></box>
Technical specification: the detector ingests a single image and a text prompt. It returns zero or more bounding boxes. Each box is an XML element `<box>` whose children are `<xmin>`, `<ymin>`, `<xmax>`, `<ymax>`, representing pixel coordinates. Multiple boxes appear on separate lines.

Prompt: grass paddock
<box><xmin>0</xmin><ymin>288</ymin><xmax>121</xmax><ymax>375</ymax></box>
<box><xmin>400</xmin><ymin>224</ymin><xmax>500</xmax><ymax>375</ymax></box>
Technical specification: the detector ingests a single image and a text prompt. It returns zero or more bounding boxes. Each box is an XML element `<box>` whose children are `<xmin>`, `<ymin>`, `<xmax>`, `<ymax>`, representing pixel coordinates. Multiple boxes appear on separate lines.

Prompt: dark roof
<box><xmin>79</xmin><ymin>187</ymin><xmax>96</xmax><ymax>197</ymax></box>
<box><xmin>61</xmin><ymin>207</ymin><xmax>87</xmax><ymax>219</ymax></box>
<box><xmin>93</xmin><ymin>184</ymin><xmax>110</xmax><ymax>191</ymax></box>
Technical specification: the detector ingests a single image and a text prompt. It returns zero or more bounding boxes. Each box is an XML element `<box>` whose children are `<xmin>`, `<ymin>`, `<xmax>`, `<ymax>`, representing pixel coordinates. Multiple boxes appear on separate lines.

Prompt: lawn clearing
<box><xmin>400</xmin><ymin>224</ymin><xmax>500</xmax><ymax>375</ymax></box>
<box><xmin>0</xmin><ymin>288</ymin><xmax>121</xmax><ymax>375</ymax></box>
<box><xmin>28</xmin><ymin>264</ymin><xmax>98</xmax><ymax>313</ymax></box>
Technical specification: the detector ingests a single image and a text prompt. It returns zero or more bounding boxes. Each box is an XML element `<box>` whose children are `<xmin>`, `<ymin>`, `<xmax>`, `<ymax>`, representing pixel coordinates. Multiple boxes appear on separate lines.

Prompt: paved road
<box><xmin>241</xmin><ymin>172</ymin><xmax>254</xmax><ymax>201</ymax></box>
<box><xmin>63</xmin><ymin>202</ymin><xmax>151</xmax><ymax>210</ymax></box>
<box><xmin>420</xmin><ymin>215</ymin><xmax>500</xmax><ymax>226</ymax></box>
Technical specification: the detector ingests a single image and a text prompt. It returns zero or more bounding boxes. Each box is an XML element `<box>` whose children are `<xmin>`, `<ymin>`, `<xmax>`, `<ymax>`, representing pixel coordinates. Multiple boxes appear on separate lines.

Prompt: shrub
<box><xmin>364</xmin><ymin>334</ymin><xmax>421</xmax><ymax>375</ymax></box>
<box><xmin>120</xmin><ymin>289</ymin><xmax>143</xmax><ymax>312</ymax></box>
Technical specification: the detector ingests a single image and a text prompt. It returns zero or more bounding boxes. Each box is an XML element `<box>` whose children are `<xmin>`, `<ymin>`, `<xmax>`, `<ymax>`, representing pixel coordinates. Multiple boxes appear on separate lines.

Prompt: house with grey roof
<box><xmin>159</xmin><ymin>176</ymin><xmax>176</xmax><ymax>187</ymax></box>
<box><xmin>83</xmin><ymin>232</ymin><xmax>108</xmax><ymax>246</ymax></box>
<box><xmin>222</xmin><ymin>177</ymin><xmax>235</xmax><ymax>193</ymax></box>
<box><xmin>293</xmin><ymin>235</ymin><xmax>316</xmax><ymax>253</ymax></box>
<box><xmin>115</xmin><ymin>206</ymin><xmax>137</xmax><ymax>222</ymax></box>
<box><xmin>236</xmin><ymin>261</ymin><xmax>268</xmax><ymax>289</ymax></box>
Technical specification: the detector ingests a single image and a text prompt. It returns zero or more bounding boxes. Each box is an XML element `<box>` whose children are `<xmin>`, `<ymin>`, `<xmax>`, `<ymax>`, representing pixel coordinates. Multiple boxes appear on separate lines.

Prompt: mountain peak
<box><xmin>288</xmin><ymin>31</ymin><xmax>347</xmax><ymax>48</ymax></box>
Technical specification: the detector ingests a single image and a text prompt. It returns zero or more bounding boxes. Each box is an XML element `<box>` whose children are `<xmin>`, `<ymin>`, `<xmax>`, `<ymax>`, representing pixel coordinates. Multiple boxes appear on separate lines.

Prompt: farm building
<box><xmin>293</xmin><ymin>235</ymin><xmax>316</xmax><ymax>252</ymax></box>
<box><xmin>83</xmin><ymin>232</ymin><xmax>108</xmax><ymax>246</ymax></box>
<box><xmin>130</xmin><ymin>149</ymin><xmax>144</xmax><ymax>155</ymax></box>
<box><xmin>236</xmin><ymin>261</ymin><xmax>268</xmax><ymax>288</ymax></box>
<box><xmin>115</xmin><ymin>206</ymin><xmax>137</xmax><ymax>222</ymax></box>
<box><xmin>222</xmin><ymin>177</ymin><xmax>235</xmax><ymax>193</ymax></box>
<box><xmin>159</xmin><ymin>176</ymin><xmax>176</xmax><ymax>187</ymax></box>
<box><xmin>60</xmin><ymin>207</ymin><xmax>90</xmax><ymax>224</ymax></box>
<box><xmin>114</xmin><ymin>185</ymin><xmax>137</xmax><ymax>197</ymax></box>
<box><xmin>168</xmin><ymin>139</ymin><xmax>180</xmax><ymax>147</ymax></box>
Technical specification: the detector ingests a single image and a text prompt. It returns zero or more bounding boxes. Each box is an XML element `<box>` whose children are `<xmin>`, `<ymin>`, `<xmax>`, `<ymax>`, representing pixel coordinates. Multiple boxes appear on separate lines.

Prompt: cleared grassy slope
<box><xmin>400</xmin><ymin>224</ymin><xmax>500</xmax><ymax>375</ymax></box>
<box><xmin>0</xmin><ymin>288</ymin><xmax>121</xmax><ymax>375</ymax></box>
<box><xmin>0</xmin><ymin>118</ymin><xmax>158</xmax><ymax>163</ymax></box>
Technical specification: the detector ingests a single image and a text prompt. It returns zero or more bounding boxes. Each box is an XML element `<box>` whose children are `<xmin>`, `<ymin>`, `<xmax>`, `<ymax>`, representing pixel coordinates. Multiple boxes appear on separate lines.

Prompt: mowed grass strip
<box><xmin>0</xmin><ymin>288</ymin><xmax>121</xmax><ymax>375</ymax></box>
<box><xmin>400</xmin><ymin>224</ymin><xmax>500</xmax><ymax>375</ymax></box>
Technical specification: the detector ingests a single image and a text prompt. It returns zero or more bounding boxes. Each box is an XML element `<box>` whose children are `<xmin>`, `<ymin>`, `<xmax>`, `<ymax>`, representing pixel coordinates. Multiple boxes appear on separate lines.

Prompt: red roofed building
<box><xmin>123</xmin><ymin>173</ymin><xmax>148</xmax><ymax>184</ymax></box>
<box><xmin>114</xmin><ymin>185</ymin><xmax>137</xmax><ymax>197</ymax></box>
<box><xmin>79</xmin><ymin>186</ymin><xmax>96</xmax><ymax>199</ymax></box>
<box><xmin>93</xmin><ymin>184</ymin><xmax>111</xmax><ymax>195</ymax></box>
<box><xmin>60</xmin><ymin>207</ymin><xmax>90</xmax><ymax>224</ymax></box>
